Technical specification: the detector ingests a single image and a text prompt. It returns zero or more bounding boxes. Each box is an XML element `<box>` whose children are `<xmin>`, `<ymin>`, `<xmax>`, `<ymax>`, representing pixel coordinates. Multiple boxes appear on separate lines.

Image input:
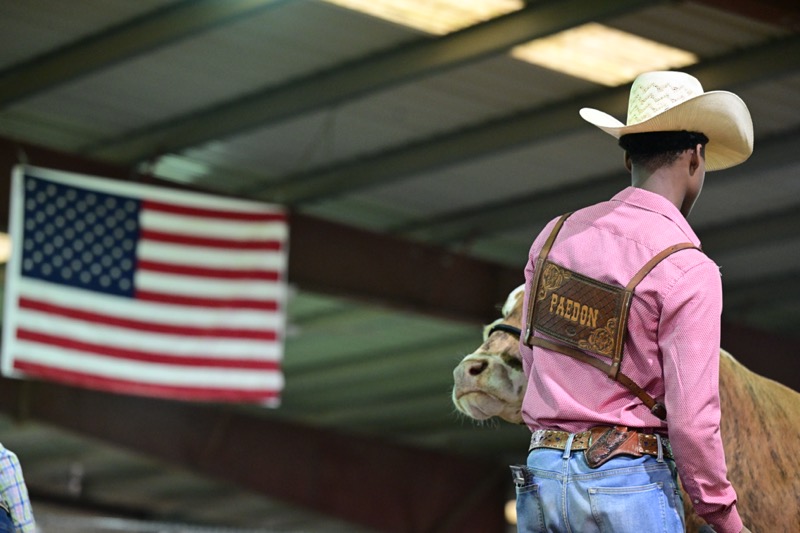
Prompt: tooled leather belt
<box><xmin>529</xmin><ymin>426</ymin><xmax>673</xmax><ymax>467</ymax></box>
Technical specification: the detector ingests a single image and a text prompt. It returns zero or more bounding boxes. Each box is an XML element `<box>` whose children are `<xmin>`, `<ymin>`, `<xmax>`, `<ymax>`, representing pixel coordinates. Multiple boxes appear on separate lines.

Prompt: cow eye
<box><xmin>501</xmin><ymin>353</ymin><xmax>523</xmax><ymax>370</ymax></box>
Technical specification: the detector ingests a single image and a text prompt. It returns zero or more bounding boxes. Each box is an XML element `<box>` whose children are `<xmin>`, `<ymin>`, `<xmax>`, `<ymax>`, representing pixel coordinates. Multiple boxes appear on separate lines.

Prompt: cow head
<box><xmin>452</xmin><ymin>285</ymin><xmax>527</xmax><ymax>424</ymax></box>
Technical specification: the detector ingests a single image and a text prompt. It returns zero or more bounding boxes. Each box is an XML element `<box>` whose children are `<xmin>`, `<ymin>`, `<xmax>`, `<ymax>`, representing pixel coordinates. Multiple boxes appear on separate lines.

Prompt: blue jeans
<box><xmin>0</xmin><ymin>502</ymin><xmax>12</xmax><ymax>533</ymax></box>
<box><xmin>511</xmin><ymin>441</ymin><xmax>685</xmax><ymax>533</ymax></box>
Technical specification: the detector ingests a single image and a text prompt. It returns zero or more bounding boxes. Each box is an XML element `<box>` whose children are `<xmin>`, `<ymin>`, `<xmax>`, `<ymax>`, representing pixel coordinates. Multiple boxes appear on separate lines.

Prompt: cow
<box><xmin>453</xmin><ymin>285</ymin><xmax>800</xmax><ymax>532</ymax></box>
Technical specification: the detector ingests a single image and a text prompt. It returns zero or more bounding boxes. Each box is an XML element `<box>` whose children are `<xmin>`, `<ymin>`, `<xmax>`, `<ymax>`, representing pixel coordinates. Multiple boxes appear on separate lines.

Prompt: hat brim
<box><xmin>580</xmin><ymin>91</ymin><xmax>753</xmax><ymax>171</ymax></box>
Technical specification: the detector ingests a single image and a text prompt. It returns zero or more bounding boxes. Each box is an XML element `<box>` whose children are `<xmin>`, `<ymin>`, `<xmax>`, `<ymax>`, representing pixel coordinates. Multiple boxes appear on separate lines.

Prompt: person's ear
<box><xmin>623</xmin><ymin>151</ymin><xmax>632</xmax><ymax>172</ymax></box>
<box><xmin>689</xmin><ymin>143</ymin><xmax>704</xmax><ymax>175</ymax></box>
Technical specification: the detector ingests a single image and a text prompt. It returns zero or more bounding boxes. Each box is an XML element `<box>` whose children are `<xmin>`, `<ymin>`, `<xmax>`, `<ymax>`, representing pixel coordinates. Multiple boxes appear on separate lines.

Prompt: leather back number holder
<box><xmin>532</xmin><ymin>260</ymin><xmax>631</xmax><ymax>362</ymax></box>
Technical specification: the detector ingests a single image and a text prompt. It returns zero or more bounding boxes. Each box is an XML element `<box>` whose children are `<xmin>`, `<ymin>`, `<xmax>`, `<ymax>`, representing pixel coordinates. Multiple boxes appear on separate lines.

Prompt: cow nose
<box><xmin>468</xmin><ymin>359</ymin><xmax>488</xmax><ymax>376</ymax></box>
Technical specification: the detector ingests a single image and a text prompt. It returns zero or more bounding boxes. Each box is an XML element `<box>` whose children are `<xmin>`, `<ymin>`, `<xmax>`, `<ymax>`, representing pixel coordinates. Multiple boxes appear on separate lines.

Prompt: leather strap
<box><xmin>524</xmin><ymin>213</ymin><xmax>572</xmax><ymax>345</ymax></box>
<box><xmin>604</xmin><ymin>243</ymin><xmax>697</xmax><ymax>382</ymax></box>
<box><xmin>530</xmin><ymin>336</ymin><xmax>667</xmax><ymax>420</ymax></box>
<box><xmin>626</xmin><ymin>242</ymin><xmax>698</xmax><ymax>291</ymax></box>
<box><xmin>529</xmin><ymin>427</ymin><xmax>672</xmax><ymax>458</ymax></box>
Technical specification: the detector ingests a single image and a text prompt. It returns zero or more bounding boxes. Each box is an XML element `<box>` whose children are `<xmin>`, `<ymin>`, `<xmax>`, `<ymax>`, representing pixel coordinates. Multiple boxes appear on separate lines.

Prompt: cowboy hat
<box><xmin>580</xmin><ymin>71</ymin><xmax>753</xmax><ymax>171</ymax></box>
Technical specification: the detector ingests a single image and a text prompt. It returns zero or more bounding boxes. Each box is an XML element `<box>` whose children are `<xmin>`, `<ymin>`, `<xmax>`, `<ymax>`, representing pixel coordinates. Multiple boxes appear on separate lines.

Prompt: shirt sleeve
<box><xmin>658</xmin><ymin>260</ymin><xmax>743</xmax><ymax>533</ymax></box>
<box><xmin>0</xmin><ymin>445</ymin><xmax>36</xmax><ymax>533</ymax></box>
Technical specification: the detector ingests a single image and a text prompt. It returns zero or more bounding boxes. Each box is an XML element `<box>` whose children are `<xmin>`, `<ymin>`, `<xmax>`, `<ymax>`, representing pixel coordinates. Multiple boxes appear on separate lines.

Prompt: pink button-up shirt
<box><xmin>520</xmin><ymin>187</ymin><xmax>742</xmax><ymax>533</ymax></box>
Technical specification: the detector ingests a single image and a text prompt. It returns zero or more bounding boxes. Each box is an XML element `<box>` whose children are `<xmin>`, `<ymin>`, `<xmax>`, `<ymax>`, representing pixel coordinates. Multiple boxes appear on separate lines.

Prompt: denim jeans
<box><xmin>511</xmin><ymin>439</ymin><xmax>685</xmax><ymax>533</ymax></box>
<box><xmin>0</xmin><ymin>502</ymin><xmax>12</xmax><ymax>533</ymax></box>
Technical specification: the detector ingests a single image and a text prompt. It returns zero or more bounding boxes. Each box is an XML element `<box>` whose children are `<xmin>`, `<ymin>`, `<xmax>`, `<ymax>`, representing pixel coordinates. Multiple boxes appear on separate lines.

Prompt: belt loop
<box><xmin>656</xmin><ymin>434</ymin><xmax>665</xmax><ymax>463</ymax></box>
<box><xmin>562</xmin><ymin>433</ymin><xmax>576</xmax><ymax>459</ymax></box>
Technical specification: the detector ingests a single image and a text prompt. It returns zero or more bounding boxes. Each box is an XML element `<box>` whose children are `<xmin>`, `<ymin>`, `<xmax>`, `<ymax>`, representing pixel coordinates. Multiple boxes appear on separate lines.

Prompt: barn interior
<box><xmin>0</xmin><ymin>1</ymin><xmax>798</xmax><ymax>532</ymax></box>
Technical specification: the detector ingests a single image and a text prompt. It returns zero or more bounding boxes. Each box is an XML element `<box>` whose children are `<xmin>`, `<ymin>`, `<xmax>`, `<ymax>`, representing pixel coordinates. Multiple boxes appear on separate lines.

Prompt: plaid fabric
<box><xmin>0</xmin><ymin>444</ymin><xmax>35</xmax><ymax>532</ymax></box>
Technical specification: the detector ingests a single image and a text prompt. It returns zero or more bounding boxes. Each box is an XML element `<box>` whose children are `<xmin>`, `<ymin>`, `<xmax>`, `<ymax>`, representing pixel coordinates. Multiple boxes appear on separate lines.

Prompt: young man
<box><xmin>513</xmin><ymin>71</ymin><xmax>753</xmax><ymax>532</ymax></box>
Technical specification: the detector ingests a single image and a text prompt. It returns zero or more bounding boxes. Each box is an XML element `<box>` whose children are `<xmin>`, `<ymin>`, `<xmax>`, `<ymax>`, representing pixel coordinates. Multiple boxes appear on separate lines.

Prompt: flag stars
<box><xmin>11</xmin><ymin>171</ymin><xmax>287</xmax><ymax>405</ymax></box>
<box><xmin>21</xmin><ymin>176</ymin><xmax>140</xmax><ymax>298</ymax></box>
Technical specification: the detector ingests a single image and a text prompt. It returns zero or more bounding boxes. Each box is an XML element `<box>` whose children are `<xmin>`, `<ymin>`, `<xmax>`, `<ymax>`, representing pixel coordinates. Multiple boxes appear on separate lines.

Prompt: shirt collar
<box><xmin>611</xmin><ymin>187</ymin><xmax>701</xmax><ymax>247</ymax></box>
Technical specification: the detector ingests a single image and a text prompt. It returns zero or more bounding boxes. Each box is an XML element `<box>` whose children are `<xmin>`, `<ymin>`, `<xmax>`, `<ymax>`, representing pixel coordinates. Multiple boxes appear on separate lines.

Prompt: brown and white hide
<box><xmin>452</xmin><ymin>285</ymin><xmax>800</xmax><ymax>532</ymax></box>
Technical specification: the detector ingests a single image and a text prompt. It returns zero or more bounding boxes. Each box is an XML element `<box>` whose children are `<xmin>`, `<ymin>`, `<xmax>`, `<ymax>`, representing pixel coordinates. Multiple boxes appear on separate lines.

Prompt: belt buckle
<box><xmin>585</xmin><ymin>426</ymin><xmax>634</xmax><ymax>468</ymax></box>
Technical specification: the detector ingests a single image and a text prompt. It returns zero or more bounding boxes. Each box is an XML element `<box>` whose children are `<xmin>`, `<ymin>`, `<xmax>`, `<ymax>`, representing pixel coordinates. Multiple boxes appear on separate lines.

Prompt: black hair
<box><xmin>619</xmin><ymin>131</ymin><xmax>709</xmax><ymax>169</ymax></box>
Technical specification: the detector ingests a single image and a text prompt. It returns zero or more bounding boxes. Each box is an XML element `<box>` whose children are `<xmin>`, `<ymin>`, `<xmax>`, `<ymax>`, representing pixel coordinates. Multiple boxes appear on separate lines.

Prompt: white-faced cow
<box><xmin>453</xmin><ymin>285</ymin><xmax>800</xmax><ymax>532</ymax></box>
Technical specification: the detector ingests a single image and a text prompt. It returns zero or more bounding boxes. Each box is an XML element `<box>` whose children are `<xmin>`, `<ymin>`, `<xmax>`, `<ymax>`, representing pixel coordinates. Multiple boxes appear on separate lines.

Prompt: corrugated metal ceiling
<box><xmin>0</xmin><ymin>1</ymin><xmax>798</xmax><ymax>531</ymax></box>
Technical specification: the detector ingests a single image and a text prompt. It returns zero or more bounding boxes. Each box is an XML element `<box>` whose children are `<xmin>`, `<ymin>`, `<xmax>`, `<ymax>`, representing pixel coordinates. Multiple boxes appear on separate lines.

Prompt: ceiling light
<box><xmin>511</xmin><ymin>22</ymin><xmax>699</xmax><ymax>86</ymax></box>
<box><xmin>324</xmin><ymin>0</ymin><xmax>523</xmax><ymax>35</ymax></box>
<box><xmin>505</xmin><ymin>499</ymin><xmax>517</xmax><ymax>525</ymax></box>
<box><xmin>0</xmin><ymin>233</ymin><xmax>11</xmax><ymax>264</ymax></box>
<box><xmin>146</xmin><ymin>155</ymin><xmax>211</xmax><ymax>184</ymax></box>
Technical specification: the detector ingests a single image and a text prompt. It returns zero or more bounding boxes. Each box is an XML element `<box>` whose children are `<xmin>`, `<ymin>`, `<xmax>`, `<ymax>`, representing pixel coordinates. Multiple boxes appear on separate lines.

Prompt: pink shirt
<box><xmin>520</xmin><ymin>187</ymin><xmax>742</xmax><ymax>533</ymax></box>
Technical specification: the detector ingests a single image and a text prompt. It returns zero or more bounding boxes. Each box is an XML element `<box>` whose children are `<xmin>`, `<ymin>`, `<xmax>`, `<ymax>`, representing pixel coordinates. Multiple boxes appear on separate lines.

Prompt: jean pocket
<box><xmin>509</xmin><ymin>465</ymin><xmax>546</xmax><ymax>533</ymax></box>
<box><xmin>589</xmin><ymin>482</ymin><xmax>676</xmax><ymax>533</ymax></box>
<box><xmin>0</xmin><ymin>513</ymin><xmax>12</xmax><ymax>533</ymax></box>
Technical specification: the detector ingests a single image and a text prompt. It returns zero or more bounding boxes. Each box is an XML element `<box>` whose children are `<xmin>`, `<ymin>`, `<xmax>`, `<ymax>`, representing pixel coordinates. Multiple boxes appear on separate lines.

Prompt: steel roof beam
<box><xmin>694</xmin><ymin>0</ymin><xmax>800</xmax><ymax>30</ymax></box>
<box><xmin>0</xmin><ymin>135</ymin><xmax>520</xmax><ymax>326</ymax></box>
<box><xmin>395</xmin><ymin>129</ymin><xmax>800</xmax><ymax>244</ymax></box>
<box><xmin>0</xmin><ymin>377</ymin><xmax>507</xmax><ymax>533</ymax></box>
<box><xmin>701</xmin><ymin>207</ymin><xmax>800</xmax><ymax>257</ymax></box>
<box><xmin>724</xmin><ymin>273</ymin><xmax>800</xmax><ymax>326</ymax></box>
<box><xmin>81</xmin><ymin>0</ymin><xmax>661</xmax><ymax>163</ymax></box>
<box><xmin>0</xmin><ymin>0</ymin><xmax>287</xmax><ymax>108</ymax></box>
<box><xmin>249</xmin><ymin>33</ymin><xmax>800</xmax><ymax>205</ymax></box>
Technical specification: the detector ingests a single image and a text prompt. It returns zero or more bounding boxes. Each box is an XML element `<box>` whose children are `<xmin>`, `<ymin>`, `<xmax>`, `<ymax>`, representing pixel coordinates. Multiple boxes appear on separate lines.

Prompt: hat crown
<box><xmin>627</xmin><ymin>71</ymin><xmax>704</xmax><ymax>125</ymax></box>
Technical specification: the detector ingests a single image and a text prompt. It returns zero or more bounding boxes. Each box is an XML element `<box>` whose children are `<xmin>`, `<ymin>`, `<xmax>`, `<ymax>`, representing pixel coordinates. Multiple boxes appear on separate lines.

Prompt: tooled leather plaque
<box><xmin>531</xmin><ymin>260</ymin><xmax>631</xmax><ymax>359</ymax></box>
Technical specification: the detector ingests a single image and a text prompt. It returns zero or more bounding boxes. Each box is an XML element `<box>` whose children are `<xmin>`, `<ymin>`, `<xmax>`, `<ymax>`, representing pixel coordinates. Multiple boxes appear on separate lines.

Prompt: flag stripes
<box><xmin>2</xmin><ymin>165</ymin><xmax>288</xmax><ymax>405</ymax></box>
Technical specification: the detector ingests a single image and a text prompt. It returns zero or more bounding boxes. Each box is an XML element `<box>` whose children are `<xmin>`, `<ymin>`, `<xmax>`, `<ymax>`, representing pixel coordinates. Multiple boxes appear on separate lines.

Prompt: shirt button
<box><xmin>694</xmin><ymin>499</ymin><xmax>700</xmax><ymax>504</ymax></box>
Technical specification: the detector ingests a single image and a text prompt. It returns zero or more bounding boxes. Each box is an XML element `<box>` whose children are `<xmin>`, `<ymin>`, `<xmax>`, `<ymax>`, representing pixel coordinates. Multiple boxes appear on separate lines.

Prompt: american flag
<box><xmin>1</xmin><ymin>165</ymin><xmax>288</xmax><ymax>405</ymax></box>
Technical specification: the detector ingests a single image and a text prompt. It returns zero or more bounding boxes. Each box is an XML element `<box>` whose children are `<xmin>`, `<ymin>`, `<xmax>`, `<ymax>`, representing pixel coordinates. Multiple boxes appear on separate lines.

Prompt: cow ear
<box><xmin>502</xmin><ymin>285</ymin><xmax>526</xmax><ymax>318</ymax></box>
<box><xmin>483</xmin><ymin>319</ymin><xmax>502</xmax><ymax>341</ymax></box>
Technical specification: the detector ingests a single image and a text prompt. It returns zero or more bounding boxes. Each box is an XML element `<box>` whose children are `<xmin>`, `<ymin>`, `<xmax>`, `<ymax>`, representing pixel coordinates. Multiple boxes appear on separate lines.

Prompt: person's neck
<box><xmin>631</xmin><ymin>167</ymin><xmax>688</xmax><ymax>215</ymax></box>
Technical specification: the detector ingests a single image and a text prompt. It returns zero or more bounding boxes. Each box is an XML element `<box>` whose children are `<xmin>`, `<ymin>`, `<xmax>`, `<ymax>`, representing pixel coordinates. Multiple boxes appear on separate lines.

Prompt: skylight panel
<box><xmin>511</xmin><ymin>23</ymin><xmax>699</xmax><ymax>86</ymax></box>
<box><xmin>323</xmin><ymin>0</ymin><xmax>523</xmax><ymax>35</ymax></box>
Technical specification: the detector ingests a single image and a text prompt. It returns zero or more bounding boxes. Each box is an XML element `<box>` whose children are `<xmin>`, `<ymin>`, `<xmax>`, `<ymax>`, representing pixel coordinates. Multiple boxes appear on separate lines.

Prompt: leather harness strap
<box><xmin>529</xmin><ymin>336</ymin><xmax>667</xmax><ymax>419</ymax></box>
<box><xmin>606</xmin><ymin>242</ymin><xmax>699</xmax><ymax>382</ymax></box>
<box><xmin>524</xmin><ymin>212</ymin><xmax>572</xmax><ymax>344</ymax></box>
<box><xmin>626</xmin><ymin>242</ymin><xmax>699</xmax><ymax>291</ymax></box>
<box><xmin>523</xmin><ymin>213</ymin><xmax>700</xmax><ymax>421</ymax></box>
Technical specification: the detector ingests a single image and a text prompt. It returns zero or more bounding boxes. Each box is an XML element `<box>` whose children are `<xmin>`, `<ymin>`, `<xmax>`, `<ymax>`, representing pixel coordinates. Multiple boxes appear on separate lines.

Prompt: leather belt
<box><xmin>529</xmin><ymin>426</ymin><xmax>672</xmax><ymax>465</ymax></box>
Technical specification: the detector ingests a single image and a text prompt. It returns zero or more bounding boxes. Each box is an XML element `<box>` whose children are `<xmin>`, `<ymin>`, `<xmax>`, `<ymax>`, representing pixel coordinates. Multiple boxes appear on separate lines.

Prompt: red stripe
<box><xmin>138</xmin><ymin>259</ymin><xmax>282</xmax><ymax>281</ymax></box>
<box><xmin>19</xmin><ymin>297</ymin><xmax>278</xmax><ymax>341</ymax></box>
<box><xmin>143</xmin><ymin>199</ymin><xmax>286</xmax><ymax>222</ymax></box>
<box><xmin>17</xmin><ymin>329</ymin><xmax>281</xmax><ymax>370</ymax></box>
<box><xmin>136</xmin><ymin>290</ymin><xmax>280</xmax><ymax>311</ymax></box>
<box><xmin>13</xmin><ymin>360</ymin><xmax>281</xmax><ymax>403</ymax></box>
<box><xmin>141</xmin><ymin>229</ymin><xmax>283</xmax><ymax>250</ymax></box>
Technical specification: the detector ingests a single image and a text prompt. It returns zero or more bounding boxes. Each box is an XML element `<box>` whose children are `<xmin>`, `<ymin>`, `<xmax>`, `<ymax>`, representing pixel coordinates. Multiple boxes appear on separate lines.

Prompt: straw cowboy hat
<box><xmin>580</xmin><ymin>71</ymin><xmax>754</xmax><ymax>171</ymax></box>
